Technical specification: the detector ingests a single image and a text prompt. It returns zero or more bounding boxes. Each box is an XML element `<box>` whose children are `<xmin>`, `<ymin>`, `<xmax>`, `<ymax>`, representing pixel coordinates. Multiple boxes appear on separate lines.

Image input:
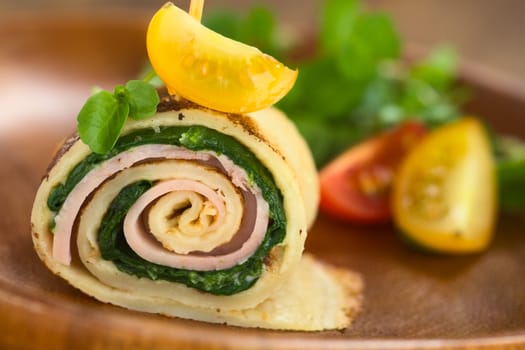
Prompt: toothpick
<box><xmin>189</xmin><ymin>0</ymin><xmax>204</xmax><ymax>22</ymax></box>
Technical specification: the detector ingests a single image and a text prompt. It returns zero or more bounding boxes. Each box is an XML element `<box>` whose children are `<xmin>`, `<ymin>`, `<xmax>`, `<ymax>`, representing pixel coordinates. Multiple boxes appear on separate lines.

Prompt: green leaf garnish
<box><xmin>126</xmin><ymin>80</ymin><xmax>160</xmax><ymax>120</ymax></box>
<box><xmin>494</xmin><ymin>135</ymin><xmax>525</xmax><ymax>211</ymax></box>
<box><xmin>411</xmin><ymin>46</ymin><xmax>458</xmax><ymax>92</ymax></box>
<box><xmin>77</xmin><ymin>80</ymin><xmax>159</xmax><ymax>154</ymax></box>
<box><xmin>77</xmin><ymin>91</ymin><xmax>127</xmax><ymax>155</ymax></box>
<box><xmin>321</xmin><ymin>0</ymin><xmax>361</xmax><ymax>55</ymax></box>
<box><xmin>203</xmin><ymin>6</ymin><xmax>285</xmax><ymax>59</ymax></box>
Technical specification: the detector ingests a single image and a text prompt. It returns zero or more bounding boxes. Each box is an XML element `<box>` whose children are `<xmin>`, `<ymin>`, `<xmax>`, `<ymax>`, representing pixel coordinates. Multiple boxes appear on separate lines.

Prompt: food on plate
<box><xmin>319</xmin><ymin>116</ymin><xmax>499</xmax><ymax>255</ymax></box>
<box><xmin>392</xmin><ymin>118</ymin><xmax>496</xmax><ymax>253</ymax></box>
<box><xmin>30</xmin><ymin>1</ymin><xmax>362</xmax><ymax>331</ymax></box>
<box><xmin>319</xmin><ymin>121</ymin><xmax>427</xmax><ymax>223</ymax></box>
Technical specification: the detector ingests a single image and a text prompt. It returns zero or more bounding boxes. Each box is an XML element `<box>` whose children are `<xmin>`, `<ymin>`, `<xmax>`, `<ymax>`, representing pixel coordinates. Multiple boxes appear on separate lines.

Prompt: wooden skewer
<box><xmin>189</xmin><ymin>0</ymin><xmax>205</xmax><ymax>22</ymax></box>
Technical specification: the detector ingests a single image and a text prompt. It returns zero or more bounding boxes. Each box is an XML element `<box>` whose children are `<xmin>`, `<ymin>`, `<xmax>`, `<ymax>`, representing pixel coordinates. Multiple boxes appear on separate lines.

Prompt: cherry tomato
<box><xmin>319</xmin><ymin>121</ymin><xmax>427</xmax><ymax>223</ymax></box>
<box><xmin>393</xmin><ymin>118</ymin><xmax>496</xmax><ymax>253</ymax></box>
<box><xmin>147</xmin><ymin>2</ymin><xmax>297</xmax><ymax>114</ymax></box>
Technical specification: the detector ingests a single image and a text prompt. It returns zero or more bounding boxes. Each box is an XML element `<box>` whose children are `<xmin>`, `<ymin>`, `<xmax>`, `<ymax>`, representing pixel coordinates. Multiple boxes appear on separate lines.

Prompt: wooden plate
<box><xmin>1</xmin><ymin>11</ymin><xmax>525</xmax><ymax>350</ymax></box>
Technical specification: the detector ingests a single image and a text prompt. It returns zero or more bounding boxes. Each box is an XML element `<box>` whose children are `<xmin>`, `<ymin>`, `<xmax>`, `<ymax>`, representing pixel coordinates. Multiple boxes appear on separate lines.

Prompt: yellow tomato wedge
<box><xmin>392</xmin><ymin>118</ymin><xmax>497</xmax><ymax>254</ymax></box>
<box><xmin>147</xmin><ymin>2</ymin><xmax>298</xmax><ymax>113</ymax></box>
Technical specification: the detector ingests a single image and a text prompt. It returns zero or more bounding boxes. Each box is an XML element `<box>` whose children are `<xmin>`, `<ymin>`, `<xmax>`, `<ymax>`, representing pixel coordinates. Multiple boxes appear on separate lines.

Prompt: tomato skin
<box><xmin>319</xmin><ymin>121</ymin><xmax>427</xmax><ymax>223</ymax></box>
<box><xmin>147</xmin><ymin>2</ymin><xmax>297</xmax><ymax>114</ymax></box>
<box><xmin>392</xmin><ymin>118</ymin><xmax>496</xmax><ymax>254</ymax></box>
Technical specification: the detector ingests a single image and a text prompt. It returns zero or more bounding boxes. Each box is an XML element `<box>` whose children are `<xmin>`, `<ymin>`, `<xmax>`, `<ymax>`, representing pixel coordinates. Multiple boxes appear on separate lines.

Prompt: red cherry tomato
<box><xmin>319</xmin><ymin>121</ymin><xmax>427</xmax><ymax>223</ymax></box>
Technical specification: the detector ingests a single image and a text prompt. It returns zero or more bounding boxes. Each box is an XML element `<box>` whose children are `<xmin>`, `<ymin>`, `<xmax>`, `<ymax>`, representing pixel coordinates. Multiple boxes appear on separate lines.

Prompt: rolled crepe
<box><xmin>31</xmin><ymin>94</ymin><xmax>362</xmax><ymax>330</ymax></box>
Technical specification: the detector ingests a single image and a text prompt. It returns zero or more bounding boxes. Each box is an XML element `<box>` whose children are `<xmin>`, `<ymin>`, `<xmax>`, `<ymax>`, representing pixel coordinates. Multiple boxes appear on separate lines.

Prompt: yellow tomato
<box><xmin>147</xmin><ymin>2</ymin><xmax>298</xmax><ymax>114</ymax></box>
<box><xmin>392</xmin><ymin>118</ymin><xmax>497</xmax><ymax>254</ymax></box>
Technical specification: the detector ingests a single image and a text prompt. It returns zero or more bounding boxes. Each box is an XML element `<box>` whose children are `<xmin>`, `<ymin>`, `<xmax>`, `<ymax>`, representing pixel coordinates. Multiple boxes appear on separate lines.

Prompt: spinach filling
<box><xmin>47</xmin><ymin>126</ymin><xmax>286</xmax><ymax>295</ymax></box>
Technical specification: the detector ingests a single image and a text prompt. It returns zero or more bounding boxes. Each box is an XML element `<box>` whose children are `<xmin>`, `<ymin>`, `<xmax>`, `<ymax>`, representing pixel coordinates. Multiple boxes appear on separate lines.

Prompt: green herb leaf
<box><xmin>113</xmin><ymin>85</ymin><xmax>130</xmax><ymax>105</ymax></box>
<box><xmin>77</xmin><ymin>90</ymin><xmax>128</xmax><ymax>154</ymax></box>
<box><xmin>321</xmin><ymin>0</ymin><xmax>361</xmax><ymax>55</ymax></box>
<box><xmin>125</xmin><ymin>80</ymin><xmax>160</xmax><ymax>120</ymax></box>
<box><xmin>204</xmin><ymin>6</ymin><xmax>285</xmax><ymax>60</ymax></box>
<box><xmin>241</xmin><ymin>7</ymin><xmax>281</xmax><ymax>58</ymax></box>
<box><xmin>498</xmin><ymin>158</ymin><xmax>525</xmax><ymax>211</ymax></box>
<box><xmin>335</xmin><ymin>13</ymin><xmax>401</xmax><ymax>82</ymax></box>
<box><xmin>279</xmin><ymin>58</ymin><xmax>362</xmax><ymax>118</ymax></box>
<box><xmin>356</xmin><ymin>13</ymin><xmax>401</xmax><ymax>60</ymax></box>
<box><xmin>411</xmin><ymin>46</ymin><xmax>458</xmax><ymax>91</ymax></box>
<box><xmin>204</xmin><ymin>10</ymin><xmax>242</xmax><ymax>40</ymax></box>
<box><xmin>494</xmin><ymin>135</ymin><xmax>525</xmax><ymax>211</ymax></box>
<box><xmin>139</xmin><ymin>64</ymin><xmax>165</xmax><ymax>88</ymax></box>
<box><xmin>77</xmin><ymin>80</ymin><xmax>159</xmax><ymax>154</ymax></box>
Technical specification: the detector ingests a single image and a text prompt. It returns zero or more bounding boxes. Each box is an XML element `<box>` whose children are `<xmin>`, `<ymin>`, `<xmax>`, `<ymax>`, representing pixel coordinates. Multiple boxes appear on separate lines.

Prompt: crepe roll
<box><xmin>31</xmin><ymin>94</ymin><xmax>362</xmax><ymax>330</ymax></box>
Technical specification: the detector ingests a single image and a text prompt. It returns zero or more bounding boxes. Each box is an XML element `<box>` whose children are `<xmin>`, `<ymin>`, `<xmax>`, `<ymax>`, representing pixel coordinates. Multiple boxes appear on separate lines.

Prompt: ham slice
<box><xmin>123</xmin><ymin>179</ymin><xmax>268</xmax><ymax>270</ymax></box>
<box><xmin>52</xmin><ymin>144</ymin><xmax>269</xmax><ymax>271</ymax></box>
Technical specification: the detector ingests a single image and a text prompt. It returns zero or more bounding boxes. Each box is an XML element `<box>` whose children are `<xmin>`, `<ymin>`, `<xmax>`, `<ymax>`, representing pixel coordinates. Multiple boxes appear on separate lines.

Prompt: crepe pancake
<box><xmin>31</xmin><ymin>94</ymin><xmax>362</xmax><ymax>330</ymax></box>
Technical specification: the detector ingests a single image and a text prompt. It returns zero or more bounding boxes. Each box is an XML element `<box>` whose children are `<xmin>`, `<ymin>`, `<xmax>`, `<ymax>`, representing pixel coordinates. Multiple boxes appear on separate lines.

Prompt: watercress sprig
<box><xmin>77</xmin><ymin>80</ymin><xmax>160</xmax><ymax>154</ymax></box>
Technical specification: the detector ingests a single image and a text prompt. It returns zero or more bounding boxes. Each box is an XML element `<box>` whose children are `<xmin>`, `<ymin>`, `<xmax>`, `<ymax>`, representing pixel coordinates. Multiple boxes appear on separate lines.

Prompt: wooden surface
<box><xmin>1</xmin><ymin>12</ymin><xmax>525</xmax><ymax>350</ymax></box>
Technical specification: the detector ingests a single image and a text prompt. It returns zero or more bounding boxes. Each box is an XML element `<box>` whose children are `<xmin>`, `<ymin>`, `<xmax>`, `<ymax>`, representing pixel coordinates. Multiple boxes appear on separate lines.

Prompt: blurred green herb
<box><xmin>494</xmin><ymin>136</ymin><xmax>525</xmax><ymax>211</ymax></box>
<box><xmin>204</xmin><ymin>6</ymin><xmax>285</xmax><ymax>59</ymax></box>
<box><xmin>280</xmin><ymin>0</ymin><xmax>465</xmax><ymax>167</ymax></box>
<box><xmin>204</xmin><ymin>0</ymin><xmax>464</xmax><ymax>167</ymax></box>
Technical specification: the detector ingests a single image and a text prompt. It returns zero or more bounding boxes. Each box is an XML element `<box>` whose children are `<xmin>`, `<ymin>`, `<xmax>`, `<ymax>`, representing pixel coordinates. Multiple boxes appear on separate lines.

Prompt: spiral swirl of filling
<box><xmin>52</xmin><ymin>144</ymin><xmax>270</xmax><ymax>271</ymax></box>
